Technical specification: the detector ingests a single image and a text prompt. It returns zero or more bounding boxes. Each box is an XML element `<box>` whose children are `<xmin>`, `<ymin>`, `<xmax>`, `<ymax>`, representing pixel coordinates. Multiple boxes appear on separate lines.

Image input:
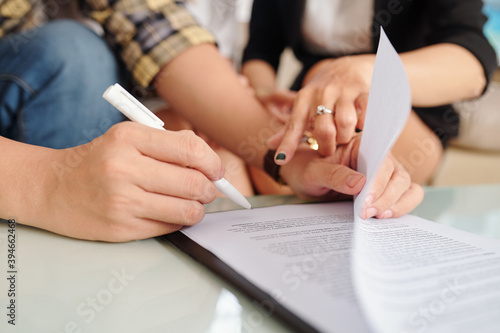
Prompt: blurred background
<box><xmin>430</xmin><ymin>0</ymin><xmax>500</xmax><ymax>186</ymax></box>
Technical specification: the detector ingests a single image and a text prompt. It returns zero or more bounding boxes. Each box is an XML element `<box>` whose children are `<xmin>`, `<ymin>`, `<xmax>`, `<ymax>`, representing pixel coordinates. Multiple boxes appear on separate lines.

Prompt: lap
<box><xmin>0</xmin><ymin>20</ymin><xmax>125</xmax><ymax>148</ymax></box>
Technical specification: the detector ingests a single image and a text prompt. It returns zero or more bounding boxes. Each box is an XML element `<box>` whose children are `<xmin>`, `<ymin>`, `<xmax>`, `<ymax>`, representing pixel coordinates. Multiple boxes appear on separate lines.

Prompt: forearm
<box><xmin>305</xmin><ymin>43</ymin><xmax>486</xmax><ymax>108</ymax></box>
<box><xmin>155</xmin><ymin>44</ymin><xmax>280</xmax><ymax>169</ymax></box>
<box><xmin>0</xmin><ymin>138</ymin><xmax>57</xmax><ymax>225</ymax></box>
<box><xmin>241</xmin><ymin>59</ymin><xmax>278</xmax><ymax>93</ymax></box>
<box><xmin>401</xmin><ymin>43</ymin><xmax>486</xmax><ymax>107</ymax></box>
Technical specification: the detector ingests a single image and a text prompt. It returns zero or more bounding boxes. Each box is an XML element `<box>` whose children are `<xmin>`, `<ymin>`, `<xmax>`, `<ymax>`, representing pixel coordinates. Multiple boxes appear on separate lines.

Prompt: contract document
<box><xmin>174</xmin><ymin>202</ymin><xmax>500</xmax><ymax>333</ymax></box>
<box><xmin>166</xmin><ymin>29</ymin><xmax>500</xmax><ymax>332</ymax></box>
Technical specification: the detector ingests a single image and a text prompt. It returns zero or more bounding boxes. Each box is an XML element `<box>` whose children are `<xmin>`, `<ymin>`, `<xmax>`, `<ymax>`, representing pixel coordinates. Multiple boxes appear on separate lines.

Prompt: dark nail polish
<box><xmin>276</xmin><ymin>152</ymin><xmax>286</xmax><ymax>161</ymax></box>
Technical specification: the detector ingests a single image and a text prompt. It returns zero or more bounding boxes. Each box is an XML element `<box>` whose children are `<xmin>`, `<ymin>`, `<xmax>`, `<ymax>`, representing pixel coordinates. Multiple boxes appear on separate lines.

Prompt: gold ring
<box><xmin>301</xmin><ymin>131</ymin><xmax>319</xmax><ymax>150</ymax></box>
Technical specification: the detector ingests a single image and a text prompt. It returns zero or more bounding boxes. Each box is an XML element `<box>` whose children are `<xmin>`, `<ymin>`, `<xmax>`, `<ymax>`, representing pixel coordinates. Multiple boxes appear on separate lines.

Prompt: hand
<box><xmin>254</xmin><ymin>87</ymin><xmax>296</xmax><ymax>123</ymax></box>
<box><xmin>271</xmin><ymin>55</ymin><xmax>375</xmax><ymax>163</ymax></box>
<box><xmin>280</xmin><ymin>135</ymin><xmax>423</xmax><ymax>219</ymax></box>
<box><xmin>42</xmin><ymin>122</ymin><xmax>223</xmax><ymax>242</ymax></box>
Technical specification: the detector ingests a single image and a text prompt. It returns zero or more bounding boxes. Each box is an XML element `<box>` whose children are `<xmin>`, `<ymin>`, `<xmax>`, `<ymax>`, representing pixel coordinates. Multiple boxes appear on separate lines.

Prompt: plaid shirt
<box><xmin>0</xmin><ymin>0</ymin><xmax>215</xmax><ymax>87</ymax></box>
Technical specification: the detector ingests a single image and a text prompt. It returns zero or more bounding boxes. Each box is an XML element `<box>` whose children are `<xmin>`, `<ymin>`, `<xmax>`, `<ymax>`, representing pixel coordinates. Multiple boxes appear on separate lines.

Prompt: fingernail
<box><xmin>364</xmin><ymin>194</ymin><xmax>374</xmax><ymax>206</ymax></box>
<box><xmin>346</xmin><ymin>174</ymin><xmax>363</xmax><ymax>188</ymax></box>
<box><xmin>218</xmin><ymin>166</ymin><xmax>225</xmax><ymax>180</ymax></box>
<box><xmin>366</xmin><ymin>207</ymin><xmax>377</xmax><ymax>219</ymax></box>
<box><xmin>275</xmin><ymin>152</ymin><xmax>286</xmax><ymax>161</ymax></box>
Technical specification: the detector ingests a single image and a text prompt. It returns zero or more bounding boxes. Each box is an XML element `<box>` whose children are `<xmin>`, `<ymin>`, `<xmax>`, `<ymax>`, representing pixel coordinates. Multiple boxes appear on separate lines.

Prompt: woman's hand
<box><xmin>254</xmin><ymin>87</ymin><xmax>296</xmax><ymax>123</ymax></box>
<box><xmin>271</xmin><ymin>54</ymin><xmax>375</xmax><ymax>163</ymax></box>
<box><xmin>280</xmin><ymin>134</ymin><xmax>423</xmax><ymax>219</ymax></box>
<box><xmin>42</xmin><ymin>122</ymin><xmax>223</xmax><ymax>242</ymax></box>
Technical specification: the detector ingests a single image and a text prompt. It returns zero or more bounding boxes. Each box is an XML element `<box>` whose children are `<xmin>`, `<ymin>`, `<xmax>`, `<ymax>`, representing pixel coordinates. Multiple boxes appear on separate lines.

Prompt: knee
<box><xmin>22</xmin><ymin>20</ymin><xmax>119</xmax><ymax>87</ymax></box>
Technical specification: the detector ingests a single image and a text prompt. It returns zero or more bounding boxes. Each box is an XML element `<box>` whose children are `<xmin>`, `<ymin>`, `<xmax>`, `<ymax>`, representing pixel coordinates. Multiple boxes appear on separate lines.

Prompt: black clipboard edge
<box><xmin>162</xmin><ymin>231</ymin><xmax>319</xmax><ymax>333</ymax></box>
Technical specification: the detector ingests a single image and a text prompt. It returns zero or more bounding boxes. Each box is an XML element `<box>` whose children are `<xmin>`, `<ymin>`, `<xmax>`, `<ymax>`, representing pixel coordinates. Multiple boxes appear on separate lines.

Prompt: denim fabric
<box><xmin>0</xmin><ymin>20</ymin><xmax>125</xmax><ymax>149</ymax></box>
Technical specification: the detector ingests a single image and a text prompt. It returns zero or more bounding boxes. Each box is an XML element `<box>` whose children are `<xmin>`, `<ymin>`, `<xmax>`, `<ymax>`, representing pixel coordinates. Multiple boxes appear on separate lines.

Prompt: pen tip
<box><xmin>239</xmin><ymin>197</ymin><xmax>251</xmax><ymax>210</ymax></box>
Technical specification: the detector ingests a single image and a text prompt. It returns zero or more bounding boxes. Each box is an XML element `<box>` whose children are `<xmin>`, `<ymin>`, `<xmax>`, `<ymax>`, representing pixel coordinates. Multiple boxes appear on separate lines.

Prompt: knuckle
<box><xmin>184</xmin><ymin>172</ymin><xmax>217</xmax><ymax>204</ymax></box>
<box><xmin>335</xmin><ymin>113</ymin><xmax>357</xmax><ymax>129</ymax></box>
<box><xmin>175</xmin><ymin>131</ymin><xmax>206</xmax><ymax>166</ymax></box>
<box><xmin>201</xmin><ymin>182</ymin><xmax>218</xmax><ymax>203</ymax></box>
<box><xmin>183</xmin><ymin>171</ymin><xmax>206</xmax><ymax>199</ymax></box>
<box><xmin>181</xmin><ymin>201</ymin><xmax>206</xmax><ymax>224</ymax></box>
<box><xmin>285</xmin><ymin>121</ymin><xmax>304</xmax><ymax>134</ymax></box>
<box><xmin>178</xmin><ymin>131</ymin><xmax>220</xmax><ymax>180</ymax></box>
<box><xmin>106</xmin><ymin>122</ymin><xmax>135</xmax><ymax>143</ymax></box>
<box><xmin>315</xmin><ymin>127</ymin><xmax>334</xmax><ymax>143</ymax></box>
<box><xmin>181</xmin><ymin>130</ymin><xmax>207</xmax><ymax>157</ymax></box>
<box><xmin>99</xmin><ymin>157</ymin><xmax>128</xmax><ymax>180</ymax></box>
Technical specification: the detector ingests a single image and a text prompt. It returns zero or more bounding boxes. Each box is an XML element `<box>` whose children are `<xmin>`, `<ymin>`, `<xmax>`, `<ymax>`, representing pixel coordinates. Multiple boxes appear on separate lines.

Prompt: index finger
<box><xmin>114</xmin><ymin>123</ymin><xmax>223</xmax><ymax>181</ymax></box>
<box><xmin>275</xmin><ymin>93</ymin><xmax>313</xmax><ymax>164</ymax></box>
<box><xmin>156</xmin><ymin>130</ymin><xmax>223</xmax><ymax>181</ymax></box>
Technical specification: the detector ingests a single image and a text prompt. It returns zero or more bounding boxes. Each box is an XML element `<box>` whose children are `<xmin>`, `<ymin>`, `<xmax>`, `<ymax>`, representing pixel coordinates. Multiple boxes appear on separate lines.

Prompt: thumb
<box><xmin>313</xmin><ymin>162</ymin><xmax>366</xmax><ymax>196</ymax></box>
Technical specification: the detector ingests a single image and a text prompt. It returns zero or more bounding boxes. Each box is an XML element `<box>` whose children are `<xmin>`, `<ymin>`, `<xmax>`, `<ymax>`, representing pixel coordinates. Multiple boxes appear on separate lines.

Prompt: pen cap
<box><xmin>103</xmin><ymin>84</ymin><xmax>165</xmax><ymax>130</ymax></box>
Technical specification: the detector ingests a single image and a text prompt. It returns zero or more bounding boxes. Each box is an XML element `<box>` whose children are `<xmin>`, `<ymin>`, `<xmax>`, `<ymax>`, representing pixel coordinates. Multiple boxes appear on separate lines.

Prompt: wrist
<box><xmin>0</xmin><ymin>142</ymin><xmax>58</xmax><ymax>225</ymax></box>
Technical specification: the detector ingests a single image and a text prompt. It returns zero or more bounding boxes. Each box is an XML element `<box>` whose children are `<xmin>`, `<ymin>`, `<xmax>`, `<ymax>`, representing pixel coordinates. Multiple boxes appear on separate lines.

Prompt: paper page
<box><xmin>182</xmin><ymin>202</ymin><xmax>371</xmax><ymax>333</ymax></box>
<box><xmin>350</xmin><ymin>28</ymin><xmax>500</xmax><ymax>333</ymax></box>
<box><xmin>354</xmin><ymin>27</ymin><xmax>411</xmax><ymax>216</ymax></box>
<box><xmin>352</xmin><ymin>214</ymin><xmax>500</xmax><ymax>333</ymax></box>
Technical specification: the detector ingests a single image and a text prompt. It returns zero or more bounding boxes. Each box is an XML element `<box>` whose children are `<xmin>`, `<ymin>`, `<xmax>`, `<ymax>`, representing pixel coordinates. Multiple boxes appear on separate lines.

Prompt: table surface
<box><xmin>1</xmin><ymin>184</ymin><xmax>500</xmax><ymax>332</ymax></box>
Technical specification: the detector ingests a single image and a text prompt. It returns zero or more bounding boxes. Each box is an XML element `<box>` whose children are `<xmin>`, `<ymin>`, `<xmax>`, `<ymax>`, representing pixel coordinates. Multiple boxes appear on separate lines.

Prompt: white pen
<box><xmin>103</xmin><ymin>83</ymin><xmax>251</xmax><ymax>209</ymax></box>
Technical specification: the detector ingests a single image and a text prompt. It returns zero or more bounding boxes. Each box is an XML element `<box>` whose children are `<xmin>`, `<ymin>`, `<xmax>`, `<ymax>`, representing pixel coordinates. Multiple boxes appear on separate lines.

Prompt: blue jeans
<box><xmin>0</xmin><ymin>20</ymin><xmax>125</xmax><ymax>149</ymax></box>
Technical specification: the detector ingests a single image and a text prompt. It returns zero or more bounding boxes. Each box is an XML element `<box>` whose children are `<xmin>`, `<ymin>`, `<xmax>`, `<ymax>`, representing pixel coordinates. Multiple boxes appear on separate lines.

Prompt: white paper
<box><xmin>182</xmin><ymin>203</ymin><xmax>500</xmax><ymax>333</ymax></box>
<box><xmin>352</xmin><ymin>213</ymin><xmax>500</xmax><ymax>333</ymax></box>
<box><xmin>183</xmin><ymin>202</ymin><xmax>370</xmax><ymax>332</ymax></box>
<box><xmin>353</xmin><ymin>28</ymin><xmax>411</xmax><ymax>216</ymax></box>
